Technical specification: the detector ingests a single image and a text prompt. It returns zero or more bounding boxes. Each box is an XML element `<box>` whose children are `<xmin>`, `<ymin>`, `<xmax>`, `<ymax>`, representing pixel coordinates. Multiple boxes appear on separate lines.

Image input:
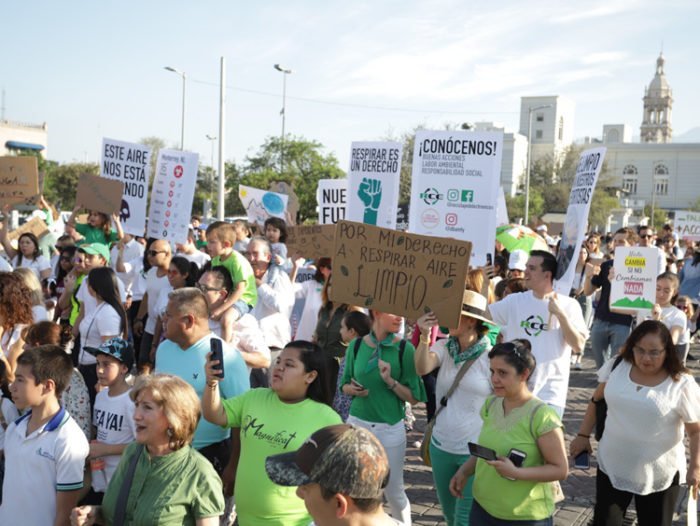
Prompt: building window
<box><xmin>654</xmin><ymin>164</ymin><xmax>669</xmax><ymax>175</ymax></box>
<box><xmin>558</xmin><ymin>117</ymin><xmax>564</xmax><ymax>141</ymax></box>
<box><xmin>536</xmin><ymin>113</ymin><xmax>544</xmax><ymax>122</ymax></box>
<box><xmin>654</xmin><ymin>177</ymin><xmax>669</xmax><ymax>196</ymax></box>
<box><xmin>535</xmin><ymin>130</ymin><xmax>543</xmax><ymax>139</ymax></box>
<box><xmin>622</xmin><ymin>177</ymin><xmax>638</xmax><ymax>194</ymax></box>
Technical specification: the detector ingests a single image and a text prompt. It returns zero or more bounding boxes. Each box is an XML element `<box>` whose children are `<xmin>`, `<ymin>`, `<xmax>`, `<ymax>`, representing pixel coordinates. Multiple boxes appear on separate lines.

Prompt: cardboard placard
<box><xmin>609</xmin><ymin>246</ymin><xmax>658</xmax><ymax>312</ymax></box>
<box><xmin>75</xmin><ymin>174</ymin><xmax>125</xmax><ymax>215</ymax></box>
<box><xmin>673</xmin><ymin>211</ymin><xmax>700</xmax><ymax>242</ymax></box>
<box><xmin>239</xmin><ymin>185</ymin><xmax>289</xmax><ymax>228</ymax></box>
<box><xmin>0</xmin><ymin>157</ymin><xmax>40</xmax><ymax>207</ymax></box>
<box><xmin>286</xmin><ymin>224</ymin><xmax>336</xmax><ymax>260</ymax></box>
<box><xmin>8</xmin><ymin>216</ymin><xmax>50</xmax><ymax>241</ymax></box>
<box><xmin>330</xmin><ymin>220</ymin><xmax>471</xmax><ymax>327</ymax></box>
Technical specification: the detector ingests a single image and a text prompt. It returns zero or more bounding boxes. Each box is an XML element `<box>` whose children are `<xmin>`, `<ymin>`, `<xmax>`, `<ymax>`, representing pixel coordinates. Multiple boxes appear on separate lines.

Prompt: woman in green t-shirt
<box><xmin>202</xmin><ymin>340</ymin><xmax>341</xmax><ymax>526</ymax></box>
<box><xmin>340</xmin><ymin>310</ymin><xmax>427</xmax><ymax>526</ymax></box>
<box><xmin>449</xmin><ymin>339</ymin><xmax>568</xmax><ymax>525</ymax></box>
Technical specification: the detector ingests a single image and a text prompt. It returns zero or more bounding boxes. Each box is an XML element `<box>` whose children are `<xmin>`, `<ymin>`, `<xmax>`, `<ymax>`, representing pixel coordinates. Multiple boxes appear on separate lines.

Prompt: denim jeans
<box><xmin>589</xmin><ymin>319</ymin><xmax>631</xmax><ymax>369</ymax></box>
<box><xmin>470</xmin><ymin>500</ymin><xmax>553</xmax><ymax>525</ymax></box>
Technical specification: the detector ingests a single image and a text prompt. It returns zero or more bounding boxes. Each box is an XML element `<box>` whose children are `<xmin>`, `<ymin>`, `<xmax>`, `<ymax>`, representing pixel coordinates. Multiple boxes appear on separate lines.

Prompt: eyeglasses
<box><xmin>632</xmin><ymin>346</ymin><xmax>665</xmax><ymax>359</ymax></box>
<box><xmin>196</xmin><ymin>282</ymin><xmax>223</xmax><ymax>293</ymax></box>
<box><xmin>147</xmin><ymin>250</ymin><xmax>167</xmax><ymax>257</ymax></box>
<box><xmin>60</xmin><ymin>256</ymin><xmax>72</xmax><ymax>262</ymax></box>
<box><xmin>640</xmin><ymin>234</ymin><xmax>654</xmax><ymax>239</ymax></box>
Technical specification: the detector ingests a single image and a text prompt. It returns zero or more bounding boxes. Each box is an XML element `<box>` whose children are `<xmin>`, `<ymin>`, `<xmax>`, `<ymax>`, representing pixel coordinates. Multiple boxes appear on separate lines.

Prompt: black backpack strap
<box><xmin>352</xmin><ymin>337</ymin><xmax>362</xmax><ymax>360</ymax></box>
<box><xmin>398</xmin><ymin>340</ymin><xmax>406</xmax><ymax>377</ymax></box>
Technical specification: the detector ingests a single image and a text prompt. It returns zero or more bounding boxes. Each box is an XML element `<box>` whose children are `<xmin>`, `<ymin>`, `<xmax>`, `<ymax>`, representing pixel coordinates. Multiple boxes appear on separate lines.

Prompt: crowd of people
<box><xmin>0</xmin><ymin>198</ymin><xmax>697</xmax><ymax>526</ymax></box>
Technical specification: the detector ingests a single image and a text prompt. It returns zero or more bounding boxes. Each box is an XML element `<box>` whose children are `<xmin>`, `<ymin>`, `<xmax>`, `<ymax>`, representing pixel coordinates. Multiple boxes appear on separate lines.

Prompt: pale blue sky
<box><xmin>2</xmin><ymin>0</ymin><xmax>698</xmax><ymax>167</ymax></box>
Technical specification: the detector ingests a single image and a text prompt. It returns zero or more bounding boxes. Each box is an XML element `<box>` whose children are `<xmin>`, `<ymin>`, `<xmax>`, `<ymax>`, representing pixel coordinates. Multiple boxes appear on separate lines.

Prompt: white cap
<box><xmin>509</xmin><ymin>249</ymin><xmax>528</xmax><ymax>271</ymax></box>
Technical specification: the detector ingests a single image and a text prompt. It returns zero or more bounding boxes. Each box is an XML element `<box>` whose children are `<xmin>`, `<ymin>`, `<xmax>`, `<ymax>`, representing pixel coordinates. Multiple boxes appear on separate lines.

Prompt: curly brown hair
<box><xmin>0</xmin><ymin>272</ymin><xmax>34</xmax><ymax>329</ymax></box>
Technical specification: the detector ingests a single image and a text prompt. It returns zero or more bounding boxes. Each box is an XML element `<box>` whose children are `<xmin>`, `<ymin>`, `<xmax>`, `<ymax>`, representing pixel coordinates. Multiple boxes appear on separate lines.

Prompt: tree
<box><xmin>43</xmin><ymin>162</ymin><xmax>99</xmax><ymax>210</ymax></box>
<box><xmin>643</xmin><ymin>204</ymin><xmax>668</xmax><ymax>229</ymax></box>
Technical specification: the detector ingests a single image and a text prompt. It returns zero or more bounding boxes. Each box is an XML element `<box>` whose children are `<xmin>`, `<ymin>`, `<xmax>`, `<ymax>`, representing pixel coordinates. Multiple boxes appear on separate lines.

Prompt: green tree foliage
<box><xmin>643</xmin><ymin>204</ymin><xmax>668</xmax><ymax>229</ymax></box>
<box><xmin>44</xmin><ymin>162</ymin><xmax>99</xmax><ymax>210</ymax></box>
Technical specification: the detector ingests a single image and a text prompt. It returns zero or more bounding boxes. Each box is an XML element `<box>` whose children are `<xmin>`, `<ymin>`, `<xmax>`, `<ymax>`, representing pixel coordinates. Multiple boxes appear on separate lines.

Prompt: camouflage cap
<box><xmin>84</xmin><ymin>337</ymin><xmax>134</xmax><ymax>370</ymax></box>
<box><xmin>265</xmin><ymin>424</ymin><xmax>390</xmax><ymax>500</ymax></box>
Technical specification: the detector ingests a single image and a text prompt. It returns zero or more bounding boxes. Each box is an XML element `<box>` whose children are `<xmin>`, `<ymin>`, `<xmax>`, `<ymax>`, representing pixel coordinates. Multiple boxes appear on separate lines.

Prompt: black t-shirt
<box><xmin>591</xmin><ymin>259</ymin><xmax>634</xmax><ymax>326</ymax></box>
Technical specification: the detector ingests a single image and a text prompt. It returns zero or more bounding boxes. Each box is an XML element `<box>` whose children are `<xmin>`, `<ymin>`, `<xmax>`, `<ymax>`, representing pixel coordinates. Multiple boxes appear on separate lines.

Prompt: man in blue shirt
<box><xmin>155</xmin><ymin>287</ymin><xmax>250</xmax><ymax>474</ymax></box>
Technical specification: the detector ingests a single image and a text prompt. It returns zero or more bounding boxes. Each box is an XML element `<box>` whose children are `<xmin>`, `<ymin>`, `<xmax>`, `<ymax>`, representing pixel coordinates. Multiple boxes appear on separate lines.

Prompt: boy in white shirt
<box><xmin>84</xmin><ymin>338</ymin><xmax>136</xmax><ymax>500</ymax></box>
<box><xmin>0</xmin><ymin>345</ymin><xmax>89</xmax><ymax>525</ymax></box>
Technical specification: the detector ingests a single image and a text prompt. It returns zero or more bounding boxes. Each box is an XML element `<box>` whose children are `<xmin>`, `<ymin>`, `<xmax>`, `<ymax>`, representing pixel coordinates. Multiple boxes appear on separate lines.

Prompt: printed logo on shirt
<box><xmin>94</xmin><ymin>409</ymin><xmax>126</xmax><ymax>438</ymax></box>
<box><xmin>242</xmin><ymin>415</ymin><xmax>297</xmax><ymax>449</ymax></box>
<box><xmin>36</xmin><ymin>447</ymin><xmax>55</xmax><ymax>461</ymax></box>
<box><xmin>520</xmin><ymin>315</ymin><xmax>548</xmax><ymax>337</ymax></box>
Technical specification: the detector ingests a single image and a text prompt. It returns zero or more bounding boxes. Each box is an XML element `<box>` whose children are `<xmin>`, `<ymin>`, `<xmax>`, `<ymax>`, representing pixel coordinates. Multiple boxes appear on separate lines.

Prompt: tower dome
<box><xmin>640</xmin><ymin>53</ymin><xmax>673</xmax><ymax>143</ymax></box>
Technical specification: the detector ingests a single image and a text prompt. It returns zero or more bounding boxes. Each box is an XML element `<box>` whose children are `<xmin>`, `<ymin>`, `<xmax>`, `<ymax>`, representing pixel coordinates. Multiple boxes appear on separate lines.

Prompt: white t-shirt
<box><xmin>0</xmin><ymin>257</ymin><xmax>12</xmax><ymax>273</ymax></box>
<box><xmin>78</xmin><ymin>303</ymin><xmax>123</xmax><ymax>365</ymax></box>
<box><xmin>143</xmin><ymin>267</ymin><xmax>170</xmax><ymax>334</ymax></box>
<box><xmin>209</xmin><ymin>313</ymin><xmax>270</xmax><ymax>372</ymax></box>
<box><xmin>11</xmin><ymin>254</ymin><xmax>51</xmax><ymax>280</ymax></box>
<box><xmin>431</xmin><ymin>339</ymin><xmax>492</xmax><ymax>455</ymax></box>
<box><xmin>92</xmin><ymin>388</ymin><xmax>136</xmax><ymax>491</ymax></box>
<box><xmin>1</xmin><ymin>324</ymin><xmax>26</xmax><ymax>358</ymax></box>
<box><xmin>0</xmin><ymin>408</ymin><xmax>89</xmax><ymax>526</ymax></box>
<box><xmin>489</xmin><ymin>290</ymin><xmax>589</xmax><ymax>408</ymax></box>
<box><xmin>177</xmin><ymin>248</ymin><xmax>210</xmax><ymax>269</ymax></box>
<box><xmin>153</xmin><ymin>284</ymin><xmax>175</xmax><ymax>326</ymax></box>
<box><xmin>661</xmin><ymin>305</ymin><xmax>688</xmax><ymax>345</ymax></box>
<box><xmin>292</xmin><ymin>279</ymin><xmax>324</xmax><ymax>341</ymax></box>
<box><xmin>597</xmin><ymin>358</ymin><xmax>700</xmax><ymax>494</ymax></box>
<box><xmin>0</xmin><ymin>397</ymin><xmax>20</xmax><ymax>450</ymax></box>
<box><xmin>111</xmin><ymin>240</ymin><xmax>144</xmax><ymax>296</ymax></box>
<box><xmin>32</xmin><ymin>304</ymin><xmax>49</xmax><ymax>323</ymax></box>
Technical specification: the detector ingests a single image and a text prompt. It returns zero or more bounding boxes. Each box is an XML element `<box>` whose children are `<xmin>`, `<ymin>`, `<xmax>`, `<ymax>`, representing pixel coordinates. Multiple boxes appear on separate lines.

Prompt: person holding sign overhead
<box><xmin>340</xmin><ymin>309</ymin><xmax>427</xmax><ymax>526</ymax></box>
<box><xmin>0</xmin><ymin>205</ymin><xmax>51</xmax><ymax>280</ymax></box>
<box><xmin>65</xmin><ymin>206</ymin><xmax>123</xmax><ymax>247</ymax></box>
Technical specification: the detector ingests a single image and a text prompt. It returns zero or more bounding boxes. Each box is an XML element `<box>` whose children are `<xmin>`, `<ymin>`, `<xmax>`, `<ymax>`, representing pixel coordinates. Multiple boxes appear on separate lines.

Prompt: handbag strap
<box><xmin>430</xmin><ymin>355</ymin><xmax>478</xmax><ymax>423</ymax></box>
<box><xmin>112</xmin><ymin>444</ymin><xmax>144</xmax><ymax>526</ymax></box>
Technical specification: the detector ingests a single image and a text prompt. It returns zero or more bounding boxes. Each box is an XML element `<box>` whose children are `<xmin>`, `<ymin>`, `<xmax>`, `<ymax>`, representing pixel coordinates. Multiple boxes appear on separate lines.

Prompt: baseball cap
<box><xmin>78</xmin><ymin>243</ymin><xmax>111</xmax><ymax>263</ymax></box>
<box><xmin>509</xmin><ymin>249</ymin><xmax>528</xmax><ymax>271</ymax></box>
<box><xmin>265</xmin><ymin>424</ymin><xmax>389</xmax><ymax>499</ymax></box>
<box><xmin>84</xmin><ymin>337</ymin><xmax>134</xmax><ymax>370</ymax></box>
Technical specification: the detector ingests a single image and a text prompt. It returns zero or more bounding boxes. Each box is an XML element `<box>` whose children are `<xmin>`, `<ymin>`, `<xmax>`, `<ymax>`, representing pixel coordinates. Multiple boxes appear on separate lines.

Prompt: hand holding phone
<box><xmin>468</xmin><ymin>442</ymin><xmax>498</xmax><ymax>462</ymax></box>
<box><xmin>574</xmin><ymin>451</ymin><xmax>590</xmax><ymax>470</ymax></box>
<box><xmin>209</xmin><ymin>338</ymin><xmax>225</xmax><ymax>379</ymax></box>
<box><xmin>350</xmin><ymin>378</ymin><xmax>364</xmax><ymax>390</ymax></box>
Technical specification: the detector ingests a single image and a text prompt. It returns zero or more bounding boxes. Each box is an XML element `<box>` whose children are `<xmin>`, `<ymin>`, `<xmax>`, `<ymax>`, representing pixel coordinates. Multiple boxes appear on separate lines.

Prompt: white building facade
<box><xmin>0</xmin><ymin>120</ymin><xmax>48</xmax><ymax>157</ymax></box>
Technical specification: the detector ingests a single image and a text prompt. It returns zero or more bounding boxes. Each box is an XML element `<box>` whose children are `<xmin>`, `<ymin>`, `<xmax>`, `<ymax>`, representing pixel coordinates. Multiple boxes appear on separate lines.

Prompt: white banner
<box><xmin>317</xmin><ymin>179</ymin><xmax>347</xmax><ymax>224</ymax></box>
<box><xmin>346</xmin><ymin>141</ymin><xmax>402</xmax><ymax>229</ymax></box>
<box><xmin>554</xmin><ymin>147</ymin><xmax>607</xmax><ymax>294</ymax></box>
<box><xmin>673</xmin><ymin>210</ymin><xmax>700</xmax><ymax>242</ymax></box>
<box><xmin>496</xmin><ymin>186</ymin><xmax>509</xmax><ymax>226</ymax></box>
<box><xmin>239</xmin><ymin>185</ymin><xmax>288</xmax><ymax>228</ymax></box>
<box><xmin>147</xmin><ymin>149</ymin><xmax>199</xmax><ymax>243</ymax></box>
<box><xmin>408</xmin><ymin>130</ymin><xmax>503</xmax><ymax>266</ymax></box>
<box><xmin>609</xmin><ymin>246</ymin><xmax>658</xmax><ymax>312</ymax></box>
<box><xmin>101</xmin><ymin>138</ymin><xmax>151</xmax><ymax>236</ymax></box>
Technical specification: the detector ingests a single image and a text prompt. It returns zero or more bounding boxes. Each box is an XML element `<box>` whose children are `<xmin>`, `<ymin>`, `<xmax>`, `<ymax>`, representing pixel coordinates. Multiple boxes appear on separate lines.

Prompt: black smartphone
<box><xmin>486</xmin><ymin>253</ymin><xmax>493</xmax><ymax>266</ymax></box>
<box><xmin>508</xmin><ymin>448</ymin><xmax>527</xmax><ymax>467</ymax></box>
<box><xmin>574</xmin><ymin>451</ymin><xmax>590</xmax><ymax>470</ymax></box>
<box><xmin>468</xmin><ymin>442</ymin><xmax>497</xmax><ymax>462</ymax></box>
<box><xmin>210</xmin><ymin>338</ymin><xmax>225</xmax><ymax>379</ymax></box>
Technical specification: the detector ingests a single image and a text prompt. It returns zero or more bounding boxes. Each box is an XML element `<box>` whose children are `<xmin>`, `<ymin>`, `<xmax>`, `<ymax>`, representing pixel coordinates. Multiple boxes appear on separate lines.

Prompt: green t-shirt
<box><xmin>101</xmin><ymin>443</ymin><xmax>224</xmax><ymax>525</ymax></box>
<box><xmin>75</xmin><ymin>223</ymin><xmax>119</xmax><ymax>246</ymax></box>
<box><xmin>472</xmin><ymin>396</ymin><xmax>562</xmax><ymax>521</ymax></box>
<box><xmin>212</xmin><ymin>251</ymin><xmax>258</xmax><ymax>307</ymax></box>
<box><xmin>222</xmin><ymin>388</ymin><xmax>341</xmax><ymax>526</ymax></box>
<box><xmin>341</xmin><ymin>337</ymin><xmax>427</xmax><ymax>425</ymax></box>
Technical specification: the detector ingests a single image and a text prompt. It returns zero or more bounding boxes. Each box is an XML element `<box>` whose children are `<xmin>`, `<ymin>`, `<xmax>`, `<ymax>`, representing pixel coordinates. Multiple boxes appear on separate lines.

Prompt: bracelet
<box><xmin>389</xmin><ymin>380</ymin><xmax>398</xmax><ymax>390</ymax></box>
<box><xmin>419</xmin><ymin>337</ymin><xmax>431</xmax><ymax>345</ymax></box>
<box><xmin>207</xmin><ymin>381</ymin><xmax>218</xmax><ymax>389</ymax></box>
<box><xmin>577</xmin><ymin>433</ymin><xmax>590</xmax><ymax>439</ymax></box>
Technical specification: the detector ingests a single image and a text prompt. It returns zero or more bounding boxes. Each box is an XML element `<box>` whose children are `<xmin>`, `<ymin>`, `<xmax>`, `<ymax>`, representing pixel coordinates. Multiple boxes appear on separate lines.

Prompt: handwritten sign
<box><xmin>674</xmin><ymin>211</ymin><xmax>700</xmax><ymax>242</ymax></box>
<box><xmin>0</xmin><ymin>157</ymin><xmax>40</xmax><ymax>207</ymax></box>
<box><xmin>8</xmin><ymin>216</ymin><xmax>49</xmax><ymax>241</ymax></box>
<box><xmin>330</xmin><ymin>220</ymin><xmax>471</xmax><ymax>328</ymax></box>
<box><xmin>609</xmin><ymin>246</ymin><xmax>658</xmax><ymax>312</ymax></box>
<box><xmin>286</xmin><ymin>224</ymin><xmax>336</xmax><ymax>260</ymax></box>
<box><xmin>75</xmin><ymin>174</ymin><xmax>125</xmax><ymax>215</ymax></box>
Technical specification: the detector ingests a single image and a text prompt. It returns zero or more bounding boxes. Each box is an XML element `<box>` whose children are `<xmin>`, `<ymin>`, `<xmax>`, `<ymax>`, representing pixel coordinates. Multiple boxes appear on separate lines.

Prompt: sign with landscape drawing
<box><xmin>609</xmin><ymin>246</ymin><xmax>658</xmax><ymax>312</ymax></box>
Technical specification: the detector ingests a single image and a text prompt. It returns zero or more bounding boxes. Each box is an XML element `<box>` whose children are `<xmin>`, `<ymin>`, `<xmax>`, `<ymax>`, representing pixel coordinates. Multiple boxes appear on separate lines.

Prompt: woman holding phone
<box><xmin>450</xmin><ymin>339</ymin><xmax>568</xmax><ymax>525</ymax></box>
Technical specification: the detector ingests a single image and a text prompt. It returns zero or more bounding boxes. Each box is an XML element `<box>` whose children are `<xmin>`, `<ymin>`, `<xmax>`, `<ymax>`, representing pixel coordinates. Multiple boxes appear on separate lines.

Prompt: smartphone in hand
<box><xmin>350</xmin><ymin>378</ymin><xmax>364</xmax><ymax>390</ymax></box>
<box><xmin>468</xmin><ymin>442</ymin><xmax>498</xmax><ymax>462</ymax></box>
<box><xmin>574</xmin><ymin>451</ymin><xmax>590</xmax><ymax>470</ymax></box>
<box><xmin>210</xmin><ymin>338</ymin><xmax>225</xmax><ymax>379</ymax></box>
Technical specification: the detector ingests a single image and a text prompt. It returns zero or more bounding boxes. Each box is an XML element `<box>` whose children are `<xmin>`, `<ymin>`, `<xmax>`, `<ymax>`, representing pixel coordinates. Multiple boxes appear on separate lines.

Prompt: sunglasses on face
<box><xmin>147</xmin><ymin>250</ymin><xmax>167</xmax><ymax>257</ymax></box>
<box><xmin>641</xmin><ymin>234</ymin><xmax>654</xmax><ymax>239</ymax></box>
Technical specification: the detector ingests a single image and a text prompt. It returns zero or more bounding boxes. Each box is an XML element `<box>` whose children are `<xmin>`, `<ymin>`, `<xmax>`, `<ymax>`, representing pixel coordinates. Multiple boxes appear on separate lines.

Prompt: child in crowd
<box><xmin>66</xmin><ymin>207</ymin><xmax>123</xmax><ymax>246</ymax></box>
<box><xmin>333</xmin><ymin>311</ymin><xmax>372</xmax><ymax>420</ymax></box>
<box><xmin>84</xmin><ymin>338</ymin><xmax>136</xmax><ymax>502</ymax></box>
<box><xmin>205</xmin><ymin>221</ymin><xmax>258</xmax><ymax>320</ymax></box>
<box><xmin>232</xmin><ymin>219</ymin><xmax>252</xmax><ymax>253</ymax></box>
<box><xmin>0</xmin><ymin>360</ymin><xmax>19</xmax><ymax>502</ymax></box>
<box><xmin>264</xmin><ymin>216</ymin><xmax>288</xmax><ymax>266</ymax></box>
<box><xmin>0</xmin><ymin>346</ymin><xmax>89</xmax><ymax>525</ymax></box>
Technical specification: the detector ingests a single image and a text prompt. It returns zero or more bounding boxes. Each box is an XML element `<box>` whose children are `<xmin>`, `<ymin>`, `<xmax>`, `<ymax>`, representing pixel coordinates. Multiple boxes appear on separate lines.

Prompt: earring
<box><xmin>167</xmin><ymin>428</ymin><xmax>174</xmax><ymax>438</ymax></box>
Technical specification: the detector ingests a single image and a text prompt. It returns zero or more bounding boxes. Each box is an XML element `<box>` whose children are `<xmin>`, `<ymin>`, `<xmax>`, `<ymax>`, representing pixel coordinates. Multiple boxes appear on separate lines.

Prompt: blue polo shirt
<box><xmin>155</xmin><ymin>333</ymin><xmax>250</xmax><ymax>449</ymax></box>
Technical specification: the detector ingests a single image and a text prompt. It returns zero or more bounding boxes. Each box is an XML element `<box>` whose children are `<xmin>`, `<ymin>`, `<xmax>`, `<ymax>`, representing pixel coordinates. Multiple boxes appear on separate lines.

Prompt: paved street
<box><xmin>402</xmin><ymin>351</ymin><xmax>700</xmax><ymax>525</ymax></box>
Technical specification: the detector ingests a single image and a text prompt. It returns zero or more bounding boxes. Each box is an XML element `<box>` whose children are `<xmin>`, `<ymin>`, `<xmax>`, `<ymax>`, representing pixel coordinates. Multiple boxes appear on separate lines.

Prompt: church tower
<box><xmin>640</xmin><ymin>53</ymin><xmax>673</xmax><ymax>143</ymax></box>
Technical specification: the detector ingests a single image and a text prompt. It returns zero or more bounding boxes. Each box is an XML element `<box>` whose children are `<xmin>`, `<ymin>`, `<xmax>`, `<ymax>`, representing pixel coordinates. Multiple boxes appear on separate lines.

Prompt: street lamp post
<box><xmin>206</xmin><ymin>134</ymin><xmax>217</xmax><ymax>215</ymax></box>
<box><xmin>274</xmin><ymin>64</ymin><xmax>292</xmax><ymax>173</ymax></box>
<box><xmin>524</xmin><ymin>104</ymin><xmax>553</xmax><ymax>225</ymax></box>
<box><xmin>164</xmin><ymin>66</ymin><xmax>187</xmax><ymax>150</ymax></box>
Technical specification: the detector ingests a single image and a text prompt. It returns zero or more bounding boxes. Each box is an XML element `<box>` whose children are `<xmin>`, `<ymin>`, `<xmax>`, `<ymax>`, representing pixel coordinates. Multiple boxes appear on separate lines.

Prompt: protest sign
<box><xmin>101</xmin><ymin>138</ymin><xmax>151</xmax><ymax>236</ymax></box>
<box><xmin>330</xmin><ymin>220</ymin><xmax>471</xmax><ymax>328</ymax></box>
<box><xmin>553</xmin><ymin>147</ymin><xmax>607</xmax><ymax>295</ymax></box>
<box><xmin>317</xmin><ymin>179</ymin><xmax>347</xmax><ymax>224</ymax></box>
<box><xmin>76</xmin><ymin>174</ymin><xmax>124</xmax><ymax>215</ymax></box>
<box><xmin>345</xmin><ymin>142</ymin><xmax>402</xmax><ymax>229</ymax></box>
<box><xmin>673</xmin><ymin>211</ymin><xmax>700</xmax><ymax>242</ymax></box>
<box><xmin>286</xmin><ymin>224</ymin><xmax>336</xmax><ymax>260</ymax></box>
<box><xmin>0</xmin><ymin>157</ymin><xmax>40</xmax><ymax>207</ymax></box>
<box><xmin>8</xmin><ymin>216</ymin><xmax>49</xmax><ymax>241</ymax></box>
<box><xmin>609</xmin><ymin>246</ymin><xmax>658</xmax><ymax>312</ymax></box>
<box><xmin>147</xmin><ymin>150</ymin><xmax>199</xmax><ymax>243</ymax></box>
<box><xmin>239</xmin><ymin>185</ymin><xmax>288</xmax><ymax>227</ymax></box>
<box><xmin>408</xmin><ymin>130</ymin><xmax>503</xmax><ymax>266</ymax></box>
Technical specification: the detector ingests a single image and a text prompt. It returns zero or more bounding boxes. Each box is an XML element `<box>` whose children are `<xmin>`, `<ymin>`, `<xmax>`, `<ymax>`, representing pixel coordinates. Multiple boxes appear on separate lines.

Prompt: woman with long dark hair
<box><xmin>0</xmin><ymin>213</ymin><xmax>52</xmax><ymax>280</ymax></box>
<box><xmin>77</xmin><ymin>266</ymin><xmax>128</xmax><ymax>406</ymax></box>
<box><xmin>202</xmin><ymin>340</ymin><xmax>341</xmax><ymax>526</ymax></box>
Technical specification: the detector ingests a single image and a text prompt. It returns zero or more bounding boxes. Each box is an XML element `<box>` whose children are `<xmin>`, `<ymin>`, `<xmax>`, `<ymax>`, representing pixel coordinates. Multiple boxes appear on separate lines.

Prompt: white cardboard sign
<box><xmin>609</xmin><ymin>246</ymin><xmax>658</xmax><ymax>312</ymax></box>
<box><xmin>317</xmin><ymin>179</ymin><xmax>347</xmax><ymax>224</ymax></box>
